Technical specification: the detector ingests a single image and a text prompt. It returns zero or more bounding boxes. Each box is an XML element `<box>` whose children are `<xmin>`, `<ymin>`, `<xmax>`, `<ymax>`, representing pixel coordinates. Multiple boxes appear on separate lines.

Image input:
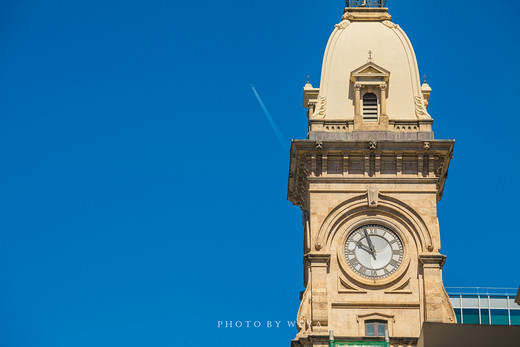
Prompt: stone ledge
<box><xmin>309</xmin><ymin>131</ymin><xmax>434</xmax><ymax>141</ymax></box>
<box><xmin>342</xmin><ymin>7</ymin><xmax>392</xmax><ymax>22</ymax></box>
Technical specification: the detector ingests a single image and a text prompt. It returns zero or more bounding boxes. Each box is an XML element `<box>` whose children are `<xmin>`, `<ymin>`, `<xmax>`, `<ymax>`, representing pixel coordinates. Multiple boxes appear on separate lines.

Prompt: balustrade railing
<box><xmin>346</xmin><ymin>0</ymin><xmax>387</xmax><ymax>8</ymax></box>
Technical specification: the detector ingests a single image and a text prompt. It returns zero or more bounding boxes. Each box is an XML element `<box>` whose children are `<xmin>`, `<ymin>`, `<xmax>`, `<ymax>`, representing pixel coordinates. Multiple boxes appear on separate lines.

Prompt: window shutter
<box><xmin>363</xmin><ymin>93</ymin><xmax>378</xmax><ymax>121</ymax></box>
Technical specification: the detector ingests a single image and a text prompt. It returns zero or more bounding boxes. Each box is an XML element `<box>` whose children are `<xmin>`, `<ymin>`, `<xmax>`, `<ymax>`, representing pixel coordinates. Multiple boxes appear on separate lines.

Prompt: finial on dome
<box><xmin>423</xmin><ymin>74</ymin><xmax>427</xmax><ymax>83</ymax></box>
<box><xmin>304</xmin><ymin>75</ymin><xmax>313</xmax><ymax>89</ymax></box>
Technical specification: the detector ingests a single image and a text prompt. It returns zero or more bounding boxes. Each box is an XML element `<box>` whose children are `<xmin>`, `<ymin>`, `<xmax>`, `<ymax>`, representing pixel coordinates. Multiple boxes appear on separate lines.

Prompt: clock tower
<box><xmin>287</xmin><ymin>2</ymin><xmax>456</xmax><ymax>347</ymax></box>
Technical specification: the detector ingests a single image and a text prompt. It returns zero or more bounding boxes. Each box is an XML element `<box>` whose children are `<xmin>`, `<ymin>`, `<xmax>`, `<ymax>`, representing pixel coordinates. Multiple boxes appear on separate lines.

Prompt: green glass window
<box><xmin>462</xmin><ymin>308</ymin><xmax>479</xmax><ymax>324</ymax></box>
<box><xmin>511</xmin><ymin>310</ymin><xmax>520</xmax><ymax>325</ymax></box>
<box><xmin>480</xmin><ymin>309</ymin><xmax>490</xmax><ymax>325</ymax></box>
<box><xmin>330</xmin><ymin>342</ymin><xmax>389</xmax><ymax>347</ymax></box>
<box><xmin>490</xmin><ymin>309</ymin><xmax>509</xmax><ymax>325</ymax></box>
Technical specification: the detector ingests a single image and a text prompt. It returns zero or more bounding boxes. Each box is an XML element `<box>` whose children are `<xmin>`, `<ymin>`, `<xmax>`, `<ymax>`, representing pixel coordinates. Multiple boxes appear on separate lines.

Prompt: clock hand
<box><xmin>364</xmin><ymin>229</ymin><xmax>377</xmax><ymax>259</ymax></box>
<box><xmin>356</xmin><ymin>241</ymin><xmax>373</xmax><ymax>255</ymax></box>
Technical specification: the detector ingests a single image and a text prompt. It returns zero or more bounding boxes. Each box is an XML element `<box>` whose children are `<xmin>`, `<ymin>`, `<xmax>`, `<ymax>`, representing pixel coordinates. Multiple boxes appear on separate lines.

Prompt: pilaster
<box><xmin>305</xmin><ymin>254</ymin><xmax>331</xmax><ymax>328</ymax></box>
<box><xmin>419</xmin><ymin>253</ymin><xmax>455</xmax><ymax>323</ymax></box>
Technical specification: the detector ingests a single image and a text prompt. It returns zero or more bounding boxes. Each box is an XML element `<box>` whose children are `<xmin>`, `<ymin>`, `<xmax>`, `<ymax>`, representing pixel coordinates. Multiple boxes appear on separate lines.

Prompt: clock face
<box><xmin>344</xmin><ymin>224</ymin><xmax>404</xmax><ymax>280</ymax></box>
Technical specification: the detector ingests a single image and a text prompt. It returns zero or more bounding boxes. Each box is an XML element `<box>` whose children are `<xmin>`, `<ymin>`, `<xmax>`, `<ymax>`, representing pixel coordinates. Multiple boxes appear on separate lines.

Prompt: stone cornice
<box><xmin>332</xmin><ymin>302</ymin><xmax>420</xmax><ymax>308</ymax></box>
<box><xmin>290</xmin><ymin>139</ymin><xmax>454</xmax><ymax>151</ymax></box>
<box><xmin>307</xmin><ymin>177</ymin><xmax>439</xmax><ymax>184</ymax></box>
<box><xmin>287</xmin><ymin>139</ymin><xmax>455</xmax><ymax>207</ymax></box>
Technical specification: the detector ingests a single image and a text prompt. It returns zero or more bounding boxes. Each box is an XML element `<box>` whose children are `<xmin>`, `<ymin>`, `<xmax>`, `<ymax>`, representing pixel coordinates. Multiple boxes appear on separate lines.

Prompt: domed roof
<box><xmin>317</xmin><ymin>8</ymin><xmax>428</xmax><ymax>122</ymax></box>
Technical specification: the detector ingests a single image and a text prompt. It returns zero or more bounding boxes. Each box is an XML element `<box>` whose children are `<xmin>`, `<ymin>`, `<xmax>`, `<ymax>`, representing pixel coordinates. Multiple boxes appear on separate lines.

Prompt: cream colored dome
<box><xmin>320</xmin><ymin>12</ymin><xmax>425</xmax><ymax>121</ymax></box>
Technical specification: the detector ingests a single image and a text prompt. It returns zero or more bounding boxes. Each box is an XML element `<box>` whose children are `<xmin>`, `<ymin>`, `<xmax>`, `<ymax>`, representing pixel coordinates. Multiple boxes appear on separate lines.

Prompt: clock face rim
<box><xmin>344</xmin><ymin>224</ymin><xmax>404</xmax><ymax>280</ymax></box>
<box><xmin>337</xmin><ymin>218</ymin><xmax>411</xmax><ymax>286</ymax></box>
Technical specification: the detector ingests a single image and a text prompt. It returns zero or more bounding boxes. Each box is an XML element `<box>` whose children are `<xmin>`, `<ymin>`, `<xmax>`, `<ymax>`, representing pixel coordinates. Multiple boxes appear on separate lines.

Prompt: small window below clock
<box><xmin>365</xmin><ymin>319</ymin><xmax>387</xmax><ymax>337</ymax></box>
<box><xmin>363</xmin><ymin>93</ymin><xmax>378</xmax><ymax>122</ymax></box>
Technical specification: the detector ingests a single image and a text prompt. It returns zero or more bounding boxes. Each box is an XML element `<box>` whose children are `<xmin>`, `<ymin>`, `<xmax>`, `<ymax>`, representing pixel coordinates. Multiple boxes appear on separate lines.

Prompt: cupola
<box><xmin>303</xmin><ymin>1</ymin><xmax>433</xmax><ymax>140</ymax></box>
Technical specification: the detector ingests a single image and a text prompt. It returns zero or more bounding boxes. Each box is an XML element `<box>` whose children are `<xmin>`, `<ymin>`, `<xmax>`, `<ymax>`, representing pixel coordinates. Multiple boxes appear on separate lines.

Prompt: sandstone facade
<box><xmin>288</xmin><ymin>5</ymin><xmax>455</xmax><ymax>347</ymax></box>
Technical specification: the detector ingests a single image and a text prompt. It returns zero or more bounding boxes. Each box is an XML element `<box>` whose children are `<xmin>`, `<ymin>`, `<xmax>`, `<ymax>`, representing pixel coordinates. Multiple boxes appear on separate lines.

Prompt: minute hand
<box><xmin>364</xmin><ymin>230</ymin><xmax>376</xmax><ymax>259</ymax></box>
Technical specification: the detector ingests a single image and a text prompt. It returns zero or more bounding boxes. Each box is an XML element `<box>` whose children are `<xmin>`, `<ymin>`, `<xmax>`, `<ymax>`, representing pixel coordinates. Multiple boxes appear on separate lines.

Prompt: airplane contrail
<box><xmin>250</xmin><ymin>84</ymin><xmax>289</xmax><ymax>153</ymax></box>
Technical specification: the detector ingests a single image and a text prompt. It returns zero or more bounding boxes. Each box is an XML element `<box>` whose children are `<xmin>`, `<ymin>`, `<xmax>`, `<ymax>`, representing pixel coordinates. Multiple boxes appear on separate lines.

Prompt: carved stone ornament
<box><xmin>423</xmin><ymin>141</ymin><xmax>431</xmax><ymax>150</ymax></box>
<box><xmin>315</xmin><ymin>243</ymin><xmax>323</xmax><ymax>251</ymax></box>
<box><xmin>414</xmin><ymin>96</ymin><xmax>431</xmax><ymax>119</ymax></box>
<box><xmin>311</xmin><ymin>96</ymin><xmax>327</xmax><ymax>119</ymax></box>
<box><xmin>342</xmin><ymin>12</ymin><xmax>354</xmax><ymax>21</ymax></box>
<box><xmin>315</xmin><ymin>141</ymin><xmax>323</xmax><ymax>150</ymax></box>
<box><xmin>368</xmin><ymin>141</ymin><xmax>377</xmax><ymax>150</ymax></box>
<box><xmin>382</xmin><ymin>20</ymin><xmax>398</xmax><ymax>29</ymax></box>
<box><xmin>335</xmin><ymin>20</ymin><xmax>351</xmax><ymax>30</ymax></box>
<box><xmin>367</xmin><ymin>186</ymin><xmax>379</xmax><ymax>208</ymax></box>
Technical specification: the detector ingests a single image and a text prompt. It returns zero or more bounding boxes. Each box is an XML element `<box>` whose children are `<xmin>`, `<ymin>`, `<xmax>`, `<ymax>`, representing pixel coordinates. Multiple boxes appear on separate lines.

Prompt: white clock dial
<box><xmin>344</xmin><ymin>224</ymin><xmax>404</xmax><ymax>279</ymax></box>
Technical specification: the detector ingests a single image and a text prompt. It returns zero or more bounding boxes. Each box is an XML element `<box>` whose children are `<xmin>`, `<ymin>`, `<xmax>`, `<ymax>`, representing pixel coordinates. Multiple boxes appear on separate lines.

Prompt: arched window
<box><xmin>365</xmin><ymin>320</ymin><xmax>387</xmax><ymax>337</ymax></box>
<box><xmin>363</xmin><ymin>93</ymin><xmax>378</xmax><ymax>121</ymax></box>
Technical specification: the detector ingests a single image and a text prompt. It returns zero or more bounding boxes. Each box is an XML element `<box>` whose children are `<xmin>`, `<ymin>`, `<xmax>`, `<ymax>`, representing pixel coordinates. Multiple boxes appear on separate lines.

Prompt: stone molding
<box><xmin>305</xmin><ymin>253</ymin><xmax>331</xmax><ymax>266</ymax></box>
<box><xmin>342</xmin><ymin>8</ymin><xmax>392</xmax><ymax>22</ymax></box>
<box><xmin>308</xmin><ymin>120</ymin><xmax>434</xmax><ymax>136</ymax></box>
<box><xmin>314</xmin><ymin>194</ymin><xmax>435</xmax><ymax>253</ymax></box>
<box><xmin>287</xmin><ymin>140</ymin><xmax>454</xmax><ymax>206</ymax></box>
<box><xmin>419</xmin><ymin>253</ymin><xmax>446</xmax><ymax>269</ymax></box>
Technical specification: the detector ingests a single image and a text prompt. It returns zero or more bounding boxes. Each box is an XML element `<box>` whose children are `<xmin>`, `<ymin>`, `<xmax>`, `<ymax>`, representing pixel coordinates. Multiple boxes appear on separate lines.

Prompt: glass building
<box><xmin>447</xmin><ymin>287</ymin><xmax>520</xmax><ymax>325</ymax></box>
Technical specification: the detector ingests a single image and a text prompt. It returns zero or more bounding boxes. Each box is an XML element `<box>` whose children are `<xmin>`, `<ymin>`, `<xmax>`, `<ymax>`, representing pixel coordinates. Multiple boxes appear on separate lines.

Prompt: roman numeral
<box><xmin>389</xmin><ymin>259</ymin><xmax>399</xmax><ymax>267</ymax></box>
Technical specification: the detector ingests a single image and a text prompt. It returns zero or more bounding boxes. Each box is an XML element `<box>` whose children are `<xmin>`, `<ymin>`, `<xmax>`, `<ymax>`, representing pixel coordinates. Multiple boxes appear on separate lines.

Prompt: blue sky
<box><xmin>0</xmin><ymin>1</ymin><xmax>519</xmax><ymax>346</ymax></box>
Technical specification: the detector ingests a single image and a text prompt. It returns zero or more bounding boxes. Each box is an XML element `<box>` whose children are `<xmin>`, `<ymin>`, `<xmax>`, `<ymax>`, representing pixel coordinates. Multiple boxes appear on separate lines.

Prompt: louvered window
<box><xmin>363</xmin><ymin>93</ymin><xmax>378</xmax><ymax>121</ymax></box>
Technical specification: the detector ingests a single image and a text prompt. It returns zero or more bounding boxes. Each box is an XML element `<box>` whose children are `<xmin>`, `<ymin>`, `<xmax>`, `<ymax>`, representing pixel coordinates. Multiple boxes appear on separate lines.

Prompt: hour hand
<box><xmin>364</xmin><ymin>230</ymin><xmax>377</xmax><ymax>259</ymax></box>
